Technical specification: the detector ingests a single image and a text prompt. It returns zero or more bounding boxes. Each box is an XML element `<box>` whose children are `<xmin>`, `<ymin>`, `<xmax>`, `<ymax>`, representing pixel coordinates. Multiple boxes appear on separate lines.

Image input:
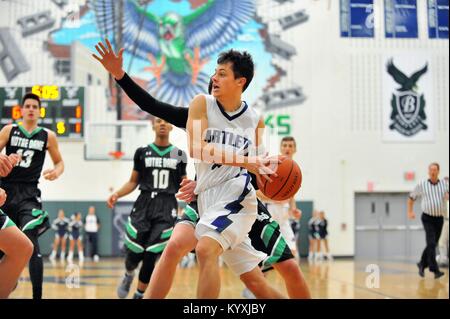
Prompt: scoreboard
<box><xmin>0</xmin><ymin>86</ymin><xmax>84</xmax><ymax>139</ymax></box>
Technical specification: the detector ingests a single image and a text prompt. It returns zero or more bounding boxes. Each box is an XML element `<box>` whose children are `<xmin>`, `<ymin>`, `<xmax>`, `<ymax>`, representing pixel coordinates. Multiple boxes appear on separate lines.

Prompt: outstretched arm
<box><xmin>92</xmin><ymin>39</ymin><xmax>188</xmax><ymax>129</ymax></box>
<box><xmin>107</xmin><ymin>170</ymin><xmax>139</xmax><ymax>209</ymax></box>
<box><xmin>116</xmin><ymin>73</ymin><xmax>188</xmax><ymax>129</ymax></box>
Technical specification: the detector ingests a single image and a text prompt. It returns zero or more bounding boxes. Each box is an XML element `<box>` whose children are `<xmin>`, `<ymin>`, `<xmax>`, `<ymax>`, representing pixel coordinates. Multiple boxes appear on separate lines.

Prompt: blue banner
<box><xmin>385</xmin><ymin>0</ymin><xmax>419</xmax><ymax>38</ymax></box>
<box><xmin>340</xmin><ymin>0</ymin><xmax>375</xmax><ymax>37</ymax></box>
<box><xmin>428</xmin><ymin>0</ymin><xmax>449</xmax><ymax>39</ymax></box>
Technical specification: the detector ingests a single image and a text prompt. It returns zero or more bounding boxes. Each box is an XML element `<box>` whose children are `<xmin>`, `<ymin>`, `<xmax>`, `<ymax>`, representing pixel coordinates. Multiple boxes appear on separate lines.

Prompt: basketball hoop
<box><xmin>108</xmin><ymin>151</ymin><xmax>125</xmax><ymax>160</ymax></box>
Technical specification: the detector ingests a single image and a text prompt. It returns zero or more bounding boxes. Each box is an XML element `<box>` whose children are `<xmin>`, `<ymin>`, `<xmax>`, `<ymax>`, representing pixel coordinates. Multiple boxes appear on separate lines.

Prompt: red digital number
<box><xmin>12</xmin><ymin>105</ymin><xmax>21</xmax><ymax>120</ymax></box>
<box><xmin>76</xmin><ymin>106</ymin><xmax>82</xmax><ymax>118</ymax></box>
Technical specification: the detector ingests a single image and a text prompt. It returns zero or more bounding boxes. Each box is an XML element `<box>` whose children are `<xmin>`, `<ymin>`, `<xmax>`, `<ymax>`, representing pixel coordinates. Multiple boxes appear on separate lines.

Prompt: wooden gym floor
<box><xmin>10</xmin><ymin>258</ymin><xmax>449</xmax><ymax>299</ymax></box>
<box><xmin>9</xmin><ymin>258</ymin><xmax>448</xmax><ymax>299</ymax></box>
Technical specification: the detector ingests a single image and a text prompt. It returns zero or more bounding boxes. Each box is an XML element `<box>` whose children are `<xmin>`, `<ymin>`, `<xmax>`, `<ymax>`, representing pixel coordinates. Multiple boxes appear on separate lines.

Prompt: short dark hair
<box><xmin>21</xmin><ymin>93</ymin><xmax>41</xmax><ymax>107</ymax></box>
<box><xmin>429</xmin><ymin>162</ymin><xmax>440</xmax><ymax>170</ymax></box>
<box><xmin>208</xmin><ymin>77</ymin><xmax>213</xmax><ymax>94</ymax></box>
<box><xmin>217</xmin><ymin>49</ymin><xmax>254</xmax><ymax>92</ymax></box>
<box><xmin>281</xmin><ymin>136</ymin><xmax>296</xmax><ymax>147</ymax></box>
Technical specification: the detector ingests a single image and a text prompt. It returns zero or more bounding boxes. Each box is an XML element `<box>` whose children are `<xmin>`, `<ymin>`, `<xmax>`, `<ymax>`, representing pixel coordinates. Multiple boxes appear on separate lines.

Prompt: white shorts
<box><xmin>196</xmin><ymin>174</ymin><xmax>257</xmax><ymax>250</ymax></box>
<box><xmin>196</xmin><ymin>224</ymin><xmax>266</xmax><ymax>275</ymax></box>
<box><xmin>195</xmin><ymin>174</ymin><xmax>266</xmax><ymax>275</ymax></box>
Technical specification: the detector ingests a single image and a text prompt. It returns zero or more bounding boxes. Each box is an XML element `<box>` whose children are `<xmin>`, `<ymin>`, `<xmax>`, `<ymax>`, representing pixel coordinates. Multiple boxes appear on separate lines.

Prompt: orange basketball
<box><xmin>257</xmin><ymin>157</ymin><xmax>302</xmax><ymax>201</ymax></box>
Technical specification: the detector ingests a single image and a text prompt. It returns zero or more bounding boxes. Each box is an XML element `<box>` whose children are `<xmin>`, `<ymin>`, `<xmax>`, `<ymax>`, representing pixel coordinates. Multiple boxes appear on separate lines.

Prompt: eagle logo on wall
<box><xmin>387</xmin><ymin>59</ymin><xmax>428</xmax><ymax>137</ymax></box>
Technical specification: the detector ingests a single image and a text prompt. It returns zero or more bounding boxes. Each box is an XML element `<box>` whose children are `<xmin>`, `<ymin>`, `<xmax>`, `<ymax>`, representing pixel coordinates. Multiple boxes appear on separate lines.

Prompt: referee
<box><xmin>408</xmin><ymin>163</ymin><xmax>449</xmax><ymax>279</ymax></box>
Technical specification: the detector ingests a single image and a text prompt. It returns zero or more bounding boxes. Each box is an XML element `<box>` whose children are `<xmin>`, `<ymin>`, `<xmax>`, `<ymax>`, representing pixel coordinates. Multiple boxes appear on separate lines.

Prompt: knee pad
<box><xmin>138</xmin><ymin>252</ymin><xmax>158</xmax><ymax>284</ymax></box>
<box><xmin>125</xmin><ymin>250</ymin><xmax>144</xmax><ymax>271</ymax></box>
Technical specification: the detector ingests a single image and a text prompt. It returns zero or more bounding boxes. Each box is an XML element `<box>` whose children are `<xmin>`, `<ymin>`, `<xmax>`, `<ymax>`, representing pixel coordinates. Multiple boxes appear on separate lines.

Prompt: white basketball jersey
<box><xmin>194</xmin><ymin>95</ymin><xmax>260</xmax><ymax>193</ymax></box>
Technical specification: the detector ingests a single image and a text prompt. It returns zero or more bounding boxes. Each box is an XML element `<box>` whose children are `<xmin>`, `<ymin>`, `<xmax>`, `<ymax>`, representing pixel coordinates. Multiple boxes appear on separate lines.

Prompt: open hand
<box><xmin>245</xmin><ymin>154</ymin><xmax>286</xmax><ymax>186</ymax></box>
<box><xmin>92</xmin><ymin>38</ymin><xmax>126</xmax><ymax>80</ymax></box>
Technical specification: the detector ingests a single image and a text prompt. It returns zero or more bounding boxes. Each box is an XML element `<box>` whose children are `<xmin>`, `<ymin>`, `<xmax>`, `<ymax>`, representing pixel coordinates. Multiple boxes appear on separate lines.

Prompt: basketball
<box><xmin>257</xmin><ymin>156</ymin><xmax>302</xmax><ymax>201</ymax></box>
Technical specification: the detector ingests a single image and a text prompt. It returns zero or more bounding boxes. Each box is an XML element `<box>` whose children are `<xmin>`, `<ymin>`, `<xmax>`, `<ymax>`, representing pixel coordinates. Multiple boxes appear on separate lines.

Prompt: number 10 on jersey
<box><xmin>152</xmin><ymin>169</ymin><xmax>169</xmax><ymax>189</ymax></box>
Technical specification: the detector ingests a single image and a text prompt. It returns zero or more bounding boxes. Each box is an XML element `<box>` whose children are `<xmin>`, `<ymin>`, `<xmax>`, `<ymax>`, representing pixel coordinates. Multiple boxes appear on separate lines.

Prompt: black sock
<box><xmin>27</xmin><ymin>233</ymin><xmax>43</xmax><ymax>300</ymax></box>
<box><xmin>29</xmin><ymin>253</ymin><xmax>43</xmax><ymax>299</ymax></box>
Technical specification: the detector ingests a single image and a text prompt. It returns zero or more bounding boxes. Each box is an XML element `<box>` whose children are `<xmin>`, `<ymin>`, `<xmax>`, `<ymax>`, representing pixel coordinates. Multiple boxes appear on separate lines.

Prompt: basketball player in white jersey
<box><xmin>92</xmin><ymin>40</ymin><xmax>307</xmax><ymax>299</ymax></box>
<box><xmin>260</xmin><ymin>137</ymin><xmax>301</xmax><ymax>258</ymax></box>
<box><xmin>187</xmin><ymin>49</ymin><xmax>284</xmax><ymax>298</ymax></box>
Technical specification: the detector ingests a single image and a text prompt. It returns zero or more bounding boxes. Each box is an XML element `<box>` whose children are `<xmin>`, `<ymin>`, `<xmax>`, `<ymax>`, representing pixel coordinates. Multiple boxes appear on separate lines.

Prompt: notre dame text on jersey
<box><xmin>133</xmin><ymin>143</ymin><xmax>187</xmax><ymax>194</ymax></box>
<box><xmin>2</xmin><ymin>124</ymin><xmax>48</xmax><ymax>184</ymax></box>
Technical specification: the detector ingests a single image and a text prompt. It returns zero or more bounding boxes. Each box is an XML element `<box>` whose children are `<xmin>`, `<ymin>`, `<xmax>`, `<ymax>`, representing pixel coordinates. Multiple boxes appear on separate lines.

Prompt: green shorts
<box><xmin>0</xmin><ymin>209</ymin><xmax>16</xmax><ymax>230</ymax></box>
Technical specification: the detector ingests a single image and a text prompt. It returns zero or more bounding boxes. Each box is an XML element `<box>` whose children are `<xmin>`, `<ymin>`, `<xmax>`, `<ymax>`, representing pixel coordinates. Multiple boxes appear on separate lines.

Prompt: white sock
<box><xmin>79</xmin><ymin>251</ymin><xmax>84</xmax><ymax>260</ymax></box>
<box><xmin>60</xmin><ymin>252</ymin><xmax>65</xmax><ymax>259</ymax></box>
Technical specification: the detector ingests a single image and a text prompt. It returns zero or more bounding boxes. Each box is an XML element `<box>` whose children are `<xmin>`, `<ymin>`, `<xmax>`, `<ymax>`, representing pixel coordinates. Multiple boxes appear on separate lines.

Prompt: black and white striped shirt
<box><xmin>410</xmin><ymin>179</ymin><xmax>449</xmax><ymax>217</ymax></box>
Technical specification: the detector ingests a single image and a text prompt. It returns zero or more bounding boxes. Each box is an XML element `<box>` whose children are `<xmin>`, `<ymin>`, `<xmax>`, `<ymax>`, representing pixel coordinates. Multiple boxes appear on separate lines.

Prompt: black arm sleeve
<box><xmin>115</xmin><ymin>74</ymin><xmax>260</xmax><ymax>189</ymax></box>
<box><xmin>115</xmin><ymin>73</ymin><xmax>189</xmax><ymax>129</ymax></box>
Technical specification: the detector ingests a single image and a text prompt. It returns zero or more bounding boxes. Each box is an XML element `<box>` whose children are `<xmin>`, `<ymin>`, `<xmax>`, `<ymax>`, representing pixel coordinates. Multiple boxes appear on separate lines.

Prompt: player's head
<box><xmin>88</xmin><ymin>206</ymin><xmax>95</xmax><ymax>215</ymax></box>
<box><xmin>21</xmin><ymin>93</ymin><xmax>41</xmax><ymax>122</ymax></box>
<box><xmin>58</xmin><ymin>209</ymin><xmax>65</xmax><ymax>218</ymax></box>
<box><xmin>74</xmin><ymin>212</ymin><xmax>81</xmax><ymax>220</ymax></box>
<box><xmin>428</xmin><ymin>162</ymin><xmax>440</xmax><ymax>180</ymax></box>
<box><xmin>319</xmin><ymin>211</ymin><xmax>325</xmax><ymax>219</ymax></box>
<box><xmin>211</xmin><ymin>49</ymin><xmax>254</xmax><ymax>97</ymax></box>
<box><xmin>152</xmin><ymin>117</ymin><xmax>173</xmax><ymax>138</ymax></box>
<box><xmin>280</xmin><ymin>136</ymin><xmax>297</xmax><ymax>158</ymax></box>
